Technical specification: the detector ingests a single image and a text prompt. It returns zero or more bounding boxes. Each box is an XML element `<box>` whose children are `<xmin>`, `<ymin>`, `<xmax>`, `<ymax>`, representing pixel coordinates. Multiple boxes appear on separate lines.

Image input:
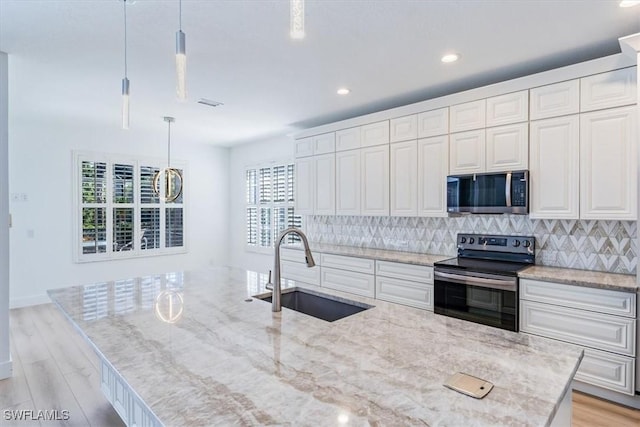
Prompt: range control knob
<box><xmin>460</xmin><ymin>237</ymin><xmax>467</xmax><ymax>244</ymax></box>
<box><xmin>523</xmin><ymin>240</ymin><xmax>531</xmax><ymax>248</ymax></box>
<box><xmin>469</xmin><ymin>237</ymin><xmax>475</xmax><ymax>244</ymax></box>
<box><xmin>512</xmin><ymin>240</ymin><xmax>521</xmax><ymax>247</ymax></box>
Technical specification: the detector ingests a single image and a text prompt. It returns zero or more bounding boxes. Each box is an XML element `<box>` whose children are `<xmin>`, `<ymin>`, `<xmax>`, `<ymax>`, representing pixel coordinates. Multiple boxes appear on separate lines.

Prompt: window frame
<box><xmin>73</xmin><ymin>151</ymin><xmax>188</xmax><ymax>263</ymax></box>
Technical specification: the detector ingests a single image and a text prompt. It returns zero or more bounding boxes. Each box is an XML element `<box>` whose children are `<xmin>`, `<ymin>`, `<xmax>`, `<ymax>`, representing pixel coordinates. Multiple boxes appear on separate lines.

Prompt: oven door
<box><xmin>433</xmin><ymin>267</ymin><xmax>518</xmax><ymax>332</ymax></box>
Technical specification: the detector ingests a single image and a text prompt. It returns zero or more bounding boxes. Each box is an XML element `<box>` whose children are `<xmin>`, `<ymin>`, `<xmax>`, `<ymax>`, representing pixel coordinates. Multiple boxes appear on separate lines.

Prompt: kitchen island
<box><xmin>48</xmin><ymin>267</ymin><xmax>583</xmax><ymax>426</ymax></box>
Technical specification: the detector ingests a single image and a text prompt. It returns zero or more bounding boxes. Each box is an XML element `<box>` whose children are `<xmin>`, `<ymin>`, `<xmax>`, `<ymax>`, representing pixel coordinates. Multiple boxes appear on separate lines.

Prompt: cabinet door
<box><xmin>417</xmin><ymin>135</ymin><xmax>448</xmax><ymax>217</ymax></box>
<box><xmin>312</xmin><ymin>132</ymin><xmax>335</xmax><ymax>155</ymax></box>
<box><xmin>361</xmin><ymin>120</ymin><xmax>390</xmax><ymax>147</ymax></box>
<box><xmin>449</xmin><ymin>130</ymin><xmax>485</xmax><ymax>174</ymax></box>
<box><xmin>390</xmin><ymin>115</ymin><xmax>418</xmax><ymax>143</ymax></box>
<box><xmin>361</xmin><ymin>145</ymin><xmax>390</xmax><ymax>216</ymax></box>
<box><xmin>450</xmin><ymin>99</ymin><xmax>486</xmax><ymax>132</ymax></box>
<box><xmin>336</xmin><ymin>127</ymin><xmax>361</xmax><ymax>152</ymax></box>
<box><xmin>390</xmin><ymin>140</ymin><xmax>418</xmax><ymax>216</ymax></box>
<box><xmin>486</xmin><ymin>90</ymin><xmax>528</xmax><ymax>127</ymax></box>
<box><xmin>575</xmin><ymin>348</ymin><xmax>636</xmax><ymax>395</ymax></box>
<box><xmin>530</xmin><ymin>80</ymin><xmax>580</xmax><ymax>120</ymax></box>
<box><xmin>294</xmin><ymin>157</ymin><xmax>314</xmax><ymax>215</ymax></box>
<box><xmin>485</xmin><ymin>123</ymin><xmax>528</xmax><ymax>172</ymax></box>
<box><xmin>580</xmin><ymin>106</ymin><xmax>637</xmax><ymax>220</ymax></box>
<box><xmin>335</xmin><ymin>149</ymin><xmax>361</xmax><ymax>215</ymax></box>
<box><xmin>580</xmin><ymin>67</ymin><xmax>637</xmax><ymax>112</ymax></box>
<box><xmin>294</xmin><ymin>137</ymin><xmax>313</xmax><ymax>158</ymax></box>
<box><xmin>529</xmin><ymin>116</ymin><xmax>579</xmax><ymax>219</ymax></box>
<box><xmin>418</xmin><ymin>107</ymin><xmax>449</xmax><ymax>138</ymax></box>
<box><xmin>313</xmin><ymin>153</ymin><xmax>335</xmax><ymax>215</ymax></box>
<box><xmin>376</xmin><ymin>276</ymin><xmax>433</xmax><ymax>310</ymax></box>
<box><xmin>321</xmin><ymin>267</ymin><xmax>375</xmax><ymax>298</ymax></box>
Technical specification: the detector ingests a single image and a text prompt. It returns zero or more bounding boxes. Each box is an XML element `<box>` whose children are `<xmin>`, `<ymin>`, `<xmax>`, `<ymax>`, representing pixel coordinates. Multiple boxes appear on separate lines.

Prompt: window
<box><xmin>75</xmin><ymin>152</ymin><xmax>186</xmax><ymax>262</ymax></box>
<box><xmin>246</xmin><ymin>161</ymin><xmax>302</xmax><ymax>251</ymax></box>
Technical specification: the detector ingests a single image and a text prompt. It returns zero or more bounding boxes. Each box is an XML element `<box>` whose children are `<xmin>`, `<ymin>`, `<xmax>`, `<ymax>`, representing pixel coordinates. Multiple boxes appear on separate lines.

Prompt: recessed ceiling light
<box><xmin>620</xmin><ymin>1</ymin><xmax>640</xmax><ymax>7</ymax></box>
<box><xmin>441</xmin><ymin>53</ymin><xmax>460</xmax><ymax>63</ymax></box>
<box><xmin>337</xmin><ymin>88</ymin><xmax>350</xmax><ymax>95</ymax></box>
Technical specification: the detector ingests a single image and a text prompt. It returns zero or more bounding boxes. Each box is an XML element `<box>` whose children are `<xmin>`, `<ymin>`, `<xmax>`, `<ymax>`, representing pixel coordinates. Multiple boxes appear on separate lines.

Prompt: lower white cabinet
<box><xmin>321</xmin><ymin>267</ymin><xmax>375</xmax><ymax>298</ymax></box>
<box><xmin>375</xmin><ymin>261</ymin><xmax>434</xmax><ymax>310</ymax></box>
<box><xmin>575</xmin><ymin>348</ymin><xmax>636</xmax><ymax>395</ymax></box>
<box><xmin>281</xmin><ymin>260</ymin><xmax>320</xmax><ymax>286</ymax></box>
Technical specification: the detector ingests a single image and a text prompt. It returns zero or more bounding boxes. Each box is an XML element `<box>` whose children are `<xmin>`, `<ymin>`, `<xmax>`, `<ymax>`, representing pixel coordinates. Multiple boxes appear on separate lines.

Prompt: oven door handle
<box><xmin>435</xmin><ymin>271</ymin><xmax>517</xmax><ymax>291</ymax></box>
<box><xmin>505</xmin><ymin>172</ymin><xmax>512</xmax><ymax>207</ymax></box>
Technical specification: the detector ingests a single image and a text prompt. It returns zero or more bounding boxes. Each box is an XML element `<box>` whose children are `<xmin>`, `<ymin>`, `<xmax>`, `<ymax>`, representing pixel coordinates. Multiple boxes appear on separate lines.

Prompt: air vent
<box><xmin>197</xmin><ymin>98</ymin><xmax>224</xmax><ymax>108</ymax></box>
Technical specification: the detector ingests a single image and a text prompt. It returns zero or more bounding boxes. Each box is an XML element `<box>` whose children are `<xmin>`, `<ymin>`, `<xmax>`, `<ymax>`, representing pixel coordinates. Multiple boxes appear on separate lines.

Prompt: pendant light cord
<box><xmin>123</xmin><ymin>0</ymin><xmax>128</xmax><ymax>77</ymax></box>
<box><xmin>179</xmin><ymin>0</ymin><xmax>182</xmax><ymax>31</ymax></box>
<box><xmin>167</xmin><ymin>120</ymin><xmax>172</xmax><ymax>168</ymax></box>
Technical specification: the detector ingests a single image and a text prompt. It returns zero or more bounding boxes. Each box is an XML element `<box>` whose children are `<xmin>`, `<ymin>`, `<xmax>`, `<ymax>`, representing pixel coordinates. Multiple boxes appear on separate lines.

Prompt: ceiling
<box><xmin>1</xmin><ymin>0</ymin><xmax>639</xmax><ymax>147</ymax></box>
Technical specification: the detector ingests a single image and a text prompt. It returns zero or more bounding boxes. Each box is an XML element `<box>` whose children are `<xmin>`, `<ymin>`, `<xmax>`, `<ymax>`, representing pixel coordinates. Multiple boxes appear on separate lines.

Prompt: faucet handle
<box><xmin>265</xmin><ymin>270</ymin><xmax>273</xmax><ymax>291</ymax></box>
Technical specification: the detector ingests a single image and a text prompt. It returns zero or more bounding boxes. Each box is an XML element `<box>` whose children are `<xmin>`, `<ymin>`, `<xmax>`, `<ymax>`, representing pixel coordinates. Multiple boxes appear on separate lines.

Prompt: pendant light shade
<box><xmin>290</xmin><ymin>0</ymin><xmax>305</xmax><ymax>39</ymax></box>
<box><xmin>121</xmin><ymin>0</ymin><xmax>130</xmax><ymax>129</ymax></box>
<box><xmin>175</xmin><ymin>0</ymin><xmax>187</xmax><ymax>101</ymax></box>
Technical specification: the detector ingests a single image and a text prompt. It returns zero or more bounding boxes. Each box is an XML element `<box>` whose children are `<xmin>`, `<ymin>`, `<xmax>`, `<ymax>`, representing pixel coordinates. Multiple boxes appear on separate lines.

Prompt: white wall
<box><xmin>8</xmin><ymin>60</ymin><xmax>230</xmax><ymax>307</ymax></box>
<box><xmin>0</xmin><ymin>52</ymin><xmax>12</xmax><ymax>379</ymax></box>
<box><xmin>228</xmin><ymin>135</ymin><xmax>294</xmax><ymax>273</ymax></box>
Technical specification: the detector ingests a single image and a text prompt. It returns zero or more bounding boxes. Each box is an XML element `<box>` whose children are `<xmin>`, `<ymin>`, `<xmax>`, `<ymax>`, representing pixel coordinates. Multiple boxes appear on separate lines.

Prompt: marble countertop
<box><xmin>48</xmin><ymin>267</ymin><xmax>583</xmax><ymax>426</ymax></box>
<box><xmin>519</xmin><ymin>265</ymin><xmax>638</xmax><ymax>293</ymax></box>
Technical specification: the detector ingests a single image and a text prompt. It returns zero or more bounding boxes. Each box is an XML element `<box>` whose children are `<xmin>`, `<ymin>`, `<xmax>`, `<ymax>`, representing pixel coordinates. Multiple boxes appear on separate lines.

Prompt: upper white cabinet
<box><xmin>295</xmin><ymin>137</ymin><xmax>314</xmax><ymax>158</ymax></box>
<box><xmin>335</xmin><ymin>149</ymin><xmax>361</xmax><ymax>215</ymax></box>
<box><xmin>294</xmin><ymin>156</ymin><xmax>314</xmax><ymax>215</ymax></box>
<box><xmin>390</xmin><ymin>115</ymin><xmax>418</xmax><ymax>143</ymax></box>
<box><xmin>390</xmin><ymin>140</ymin><xmax>418</xmax><ymax>216</ymax></box>
<box><xmin>312</xmin><ymin>132</ymin><xmax>335</xmax><ymax>155</ymax></box>
<box><xmin>529</xmin><ymin>115</ymin><xmax>579</xmax><ymax>219</ymax></box>
<box><xmin>336</xmin><ymin>127</ymin><xmax>361</xmax><ymax>152</ymax></box>
<box><xmin>580</xmin><ymin>67</ymin><xmax>637</xmax><ymax>112</ymax></box>
<box><xmin>486</xmin><ymin>90</ymin><xmax>528</xmax><ymax>127</ymax></box>
<box><xmin>485</xmin><ymin>123</ymin><xmax>528</xmax><ymax>172</ymax></box>
<box><xmin>418</xmin><ymin>135</ymin><xmax>448</xmax><ymax>217</ymax></box>
<box><xmin>530</xmin><ymin>80</ymin><xmax>580</xmax><ymax>120</ymax></box>
<box><xmin>580</xmin><ymin>106</ymin><xmax>637</xmax><ymax>220</ymax></box>
<box><xmin>449</xmin><ymin>129</ymin><xmax>486</xmax><ymax>174</ymax></box>
<box><xmin>361</xmin><ymin>120</ymin><xmax>390</xmax><ymax>147</ymax></box>
<box><xmin>361</xmin><ymin>144</ymin><xmax>390</xmax><ymax>216</ymax></box>
<box><xmin>418</xmin><ymin>107</ymin><xmax>449</xmax><ymax>138</ymax></box>
<box><xmin>313</xmin><ymin>153</ymin><xmax>335</xmax><ymax>215</ymax></box>
<box><xmin>450</xmin><ymin>100</ymin><xmax>486</xmax><ymax>132</ymax></box>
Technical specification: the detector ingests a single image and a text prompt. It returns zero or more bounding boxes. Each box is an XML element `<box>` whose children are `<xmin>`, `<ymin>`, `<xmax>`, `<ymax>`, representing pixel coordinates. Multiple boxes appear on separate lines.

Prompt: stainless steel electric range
<box><xmin>433</xmin><ymin>233</ymin><xmax>535</xmax><ymax>332</ymax></box>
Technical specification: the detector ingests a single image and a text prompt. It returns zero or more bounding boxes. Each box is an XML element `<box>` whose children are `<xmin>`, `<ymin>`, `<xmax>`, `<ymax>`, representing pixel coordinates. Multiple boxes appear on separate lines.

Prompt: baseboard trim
<box><xmin>10</xmin><ymin>294</ymin><xmax>51</xmax><ymax>309</ymax></box>
<box><xmin>572</xmin><ymin>380</ymin><xmax>640</xmax><ymax>409</ymax></box>
<box><xmin>0</xmin><ymin>357</ymin><xmax>12</xmax><ymax>380</ymax></box>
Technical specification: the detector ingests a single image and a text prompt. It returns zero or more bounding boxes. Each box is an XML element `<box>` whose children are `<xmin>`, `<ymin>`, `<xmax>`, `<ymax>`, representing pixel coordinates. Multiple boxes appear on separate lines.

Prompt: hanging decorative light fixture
<box><xmin>290</xmin><ymin>0</ymin><xmax>305</xmax><ymax>39</ymax></box>
<box><xmin>121</xmin><ymin>0</ymin><xmax>130</xmax><ymax>129</ymax></box>
<box><xmin>176</xmin><ymin>0</ymin><xmax>187</xmax><ymax>101</ymax></box>
<box><xmin>153</xmin><ymin>117</ymin><xmax>184</xmax><ymax>202</ymax></box>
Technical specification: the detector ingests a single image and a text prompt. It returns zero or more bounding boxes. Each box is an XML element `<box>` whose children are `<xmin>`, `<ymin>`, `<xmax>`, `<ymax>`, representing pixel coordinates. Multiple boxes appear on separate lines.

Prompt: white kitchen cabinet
<box><xmin>580</xmin><ymin>106</ymin><xmax>637</xmax><ymax>220</ymax></box>
<box><xmin>375</xmin><ymin>260</ymin><xmax>434</xmax><ymax>283</ymax></box>
<box><xmin>530</xmin><ymin>79</ymin><xmax>580</xmax><ymax>120</ymax></box>
<box><xmin>312</xmin><ymin>132</ymin><xmax>335</xmax><ymax>155</ymax></box>
<box><xmin>390</xmin><ymin>140</ymin><xmax>418</xmax><ymax>216</ymax></box>
<box><xmin>361</xmin><ymin>120</ymin><xmax>390</xmax><ymax>147</ymax></box>
<box><xmin>574</xmin><ymin>348</ymin><xmax>636</xmax><ymax>396</ymax></box>
<box><xmin>313</xmin><ymin>153</ymin><xmax>335</xmax><ymax>215</ymax></box>
<box><xmin>281</xmin><ymin>260</ymin><xmax>321</xmax><ymax>286</ymax></box>
<box><xmin>418</xmin><ymin>107</ymin><xmax>449</xmax><ymax>138</ymax></box>
<box><xmin>375</xmin><ymin>261</ymin><xmax>434</xmax><ymax>310</ymax></box>
<box><xmin>336</xmin><ymin>127</ymin><xmax>361</xmax><ymax>152</ymax></box>
<box><xmin>294</xmin><ymin>156</ymin><xmax>314</xmax><ymax>215</ymax></box>
<box><xmin>390</xmin><ymin>115</ymin><xmax>418</xmax><ymax>143</ymax></box>
<box><xmin>449</xmin><ymin>129</ymin><xmax>485</xmax><ymax>174</ymax></box>
<box><xmin>320</xmin><ymin>253</ymin><xmax>375</xmax><ymax>297</ymax></box>
<box><xmin>335</xmin><ymin>149</ymin><xmax>361</xmax><ymax>215</ymax></box>
<box><xmin>295</xmin><ymin>137</ymin><xmax>313</xmax><ymax>158</ymax></box>
<box><xmin>486</xmin><ymin>90</ymin><xmax>528</xmax><ymax>127</ymax></box>
<box><xmin>361</xmin><ymin>144</ymin><xmax>390</xmax><ymax>216</ymax></box>
<box><xmin>580</xmin><ymin>67</ymin><xmax>637</xmax><ymax>112</ymax></box>
<box><xmin>450</xmin><ymin>99</ymin><xmax>486</xmax><ymax>132</ymax></box>
<box><xmin>321</xmin><ymin>253</ymin><xmax>375</xmax><ymax>274</ymax></box>
<box><xmin>485</xmin><ymin>123</ymin><xmax>528</xmax><ymax>172</ymax></box>
<box><xmin>417</xmin><ymin>135</ymin><xmax>448</xmax><ymax>217</ymax></box>
<box><xmin>529</xmin><ymin>115</ymin><xmax>579</xmax><ymax>219</ymax></box>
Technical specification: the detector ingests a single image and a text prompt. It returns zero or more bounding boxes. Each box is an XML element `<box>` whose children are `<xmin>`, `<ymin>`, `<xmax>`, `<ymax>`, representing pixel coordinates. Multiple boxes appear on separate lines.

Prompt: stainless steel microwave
<box><xmin>446</xmin><ymin>171</ymin><xmax>529</xmax><ymax>214</ymax></box>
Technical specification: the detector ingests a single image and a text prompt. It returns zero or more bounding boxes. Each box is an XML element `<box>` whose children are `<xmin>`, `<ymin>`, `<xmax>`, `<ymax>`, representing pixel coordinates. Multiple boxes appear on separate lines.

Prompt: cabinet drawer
<box><xmin>575</xmin><ymin>348</ymin><xmax>636</xmax><ymax>395</ymax></box>
<box><xmin>520</xmin><ymin>300</ymin><xmax>635</xmax><ymax>356</ymax></box>
<box><xmin>320</xmin><ymin>253</ymin><xmax>375</xmax><ymax>274</ymax></box>
<box><xmin>376</xmin><ymin>261</ymin><xmax>433</xmax><ymax>284</ymax></box>
<box><xmin>281</xmin><ymin>260</ymin><xmax>320</xmax><ymax>286</ymax></box>
<box><xmin>313</xmin><ymin>132</ymin><xmax>336</xmax><ymax>155</ymax></box>
<box><xmin>321</xmin><ymin>267</ymin><xmax>375</xmax><ymax>298</ymax></box>
<box><xmin>530</xmin><ymin>80</ymin><xmax>580</xmax><ymax>120</ymax></box>
<box><xmin>486</xmin><ymin>90</ymin><xmax>528</xmax><ymax>127</ymax></box>
<box><xmin>361</xmin><ymin>120</ymin><xmax>390</xmax><ymax>147</ymax></box>
<box><xmin>280</xmin><ymin>247</ymin><xmax>320</xmax><ymax>264</ymax></box>
<box><xmin>336</xmin><ymin>127</ymin><xmax>361</xmax><ymax>151</ymax></box>
<box><xmin>580</xmin><ymin>67</ymin><xmax>637</xmax><ymax>112</ymax></box>
<box><xmin>390</xmin><ymin>115</ymin><xmax>418</xmax><ymax>142</ymax></box>
<box><xmin>376</xmin><ymin>277</ymin><xmax>433</xmax><ymax>310</ymax></box>
<box><xmin>520</xmin><ymin>279</ymin><xmax>636</xmax><ymax>317</ymax></box>
<box><xmin>450</xmin><ymin>99</ymin><xmax>486</xmax><ymax>132</ymax></box>
<box><xmin>418</xmin><ymin>108</ymin><xmax>448</xmax><ymax>138</ymax></box>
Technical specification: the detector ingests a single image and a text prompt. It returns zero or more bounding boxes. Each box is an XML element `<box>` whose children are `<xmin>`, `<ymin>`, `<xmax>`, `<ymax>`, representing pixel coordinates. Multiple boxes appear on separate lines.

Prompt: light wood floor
<box><xmin>2</xmin><ymin>304</ymin><xmax>640</xmax><ymax>426</ymax></box>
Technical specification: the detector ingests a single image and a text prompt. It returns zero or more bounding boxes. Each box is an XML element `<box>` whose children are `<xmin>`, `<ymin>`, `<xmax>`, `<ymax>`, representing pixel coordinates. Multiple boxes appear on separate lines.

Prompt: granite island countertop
<box><xmin>48</xmin><ymin>267</ymin><xmax>583</xmax><ymax>426</ymax></box>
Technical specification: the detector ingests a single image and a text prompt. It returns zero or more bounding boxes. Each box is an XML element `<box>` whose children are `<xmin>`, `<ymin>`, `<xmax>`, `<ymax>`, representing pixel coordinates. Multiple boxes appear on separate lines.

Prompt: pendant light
<box><xmin>290</xmin><ymin>0</ymin><xmax>305</xmax><ymax>39</ymax></box>
<box><xmin>153</xmin><ymin>117</ymin><xmax>183</xmax><ymax>203</ymax></box>
<box><xmin>176</xmin><ymin>0</ymin><xmax>187</xmax><ymax>101</ymax></box>
<box><xmin>121</xmin><ymin>0</ymin><xmax>130</xmax><ymax>129</ymax></box>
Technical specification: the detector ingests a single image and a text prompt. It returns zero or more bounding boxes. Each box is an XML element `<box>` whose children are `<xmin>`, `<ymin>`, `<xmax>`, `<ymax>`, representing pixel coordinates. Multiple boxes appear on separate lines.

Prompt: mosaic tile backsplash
<box><xmin>305</xmin><ymin>215</ymin><xmax>637</xmax><ymax>275</ymax></box>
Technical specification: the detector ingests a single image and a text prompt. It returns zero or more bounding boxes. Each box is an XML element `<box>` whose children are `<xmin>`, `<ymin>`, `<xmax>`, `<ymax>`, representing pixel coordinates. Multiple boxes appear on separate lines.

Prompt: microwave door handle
<box><xmin>505</xmin><ymin>172</ymin><xmax>512</xmax><ymax>207</ymax></box>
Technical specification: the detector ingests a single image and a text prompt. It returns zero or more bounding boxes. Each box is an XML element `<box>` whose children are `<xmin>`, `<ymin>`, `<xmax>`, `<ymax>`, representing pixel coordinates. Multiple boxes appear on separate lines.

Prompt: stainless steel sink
<box><xmin>257</xmin><ymin>288</ymin><xmax>372</xmax><ymax>322</ymax></box>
